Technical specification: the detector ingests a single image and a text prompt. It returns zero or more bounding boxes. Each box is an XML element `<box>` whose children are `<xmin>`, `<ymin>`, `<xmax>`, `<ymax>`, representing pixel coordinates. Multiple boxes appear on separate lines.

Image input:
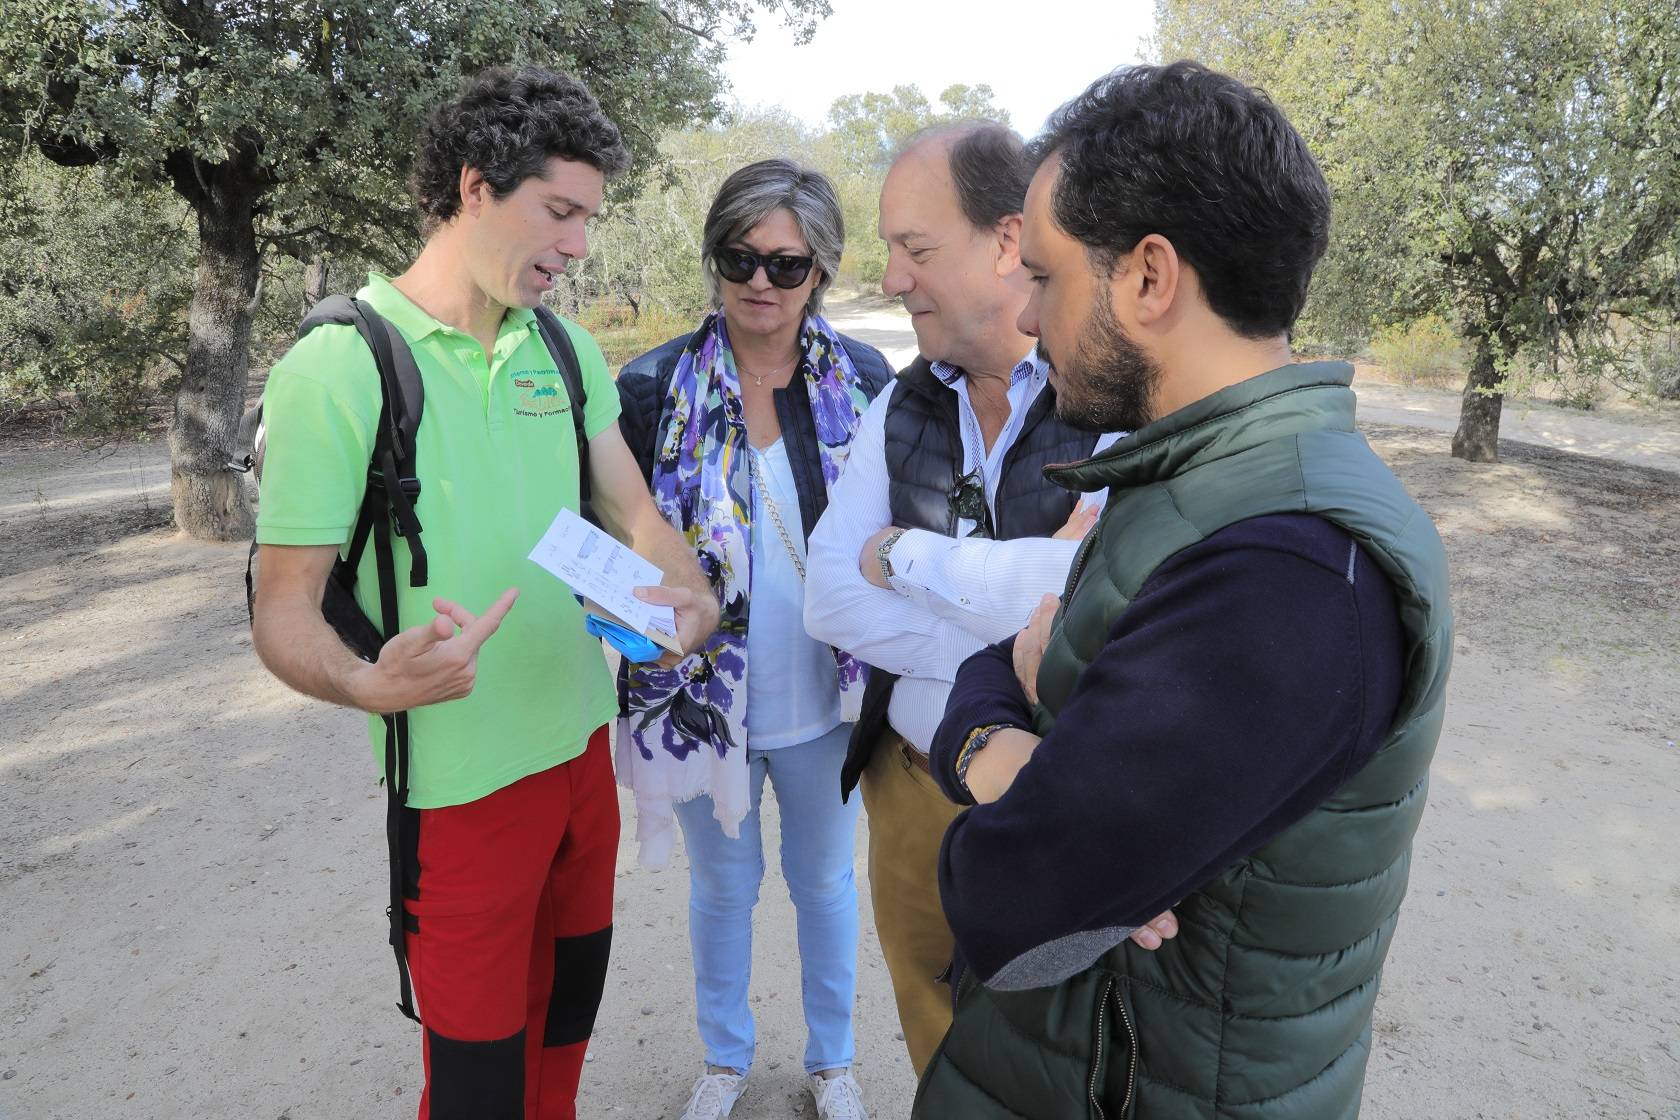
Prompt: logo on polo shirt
<box><xmin>511</xmin><ymin>369</ymin><xmax>572</xmax><ymax>418</ymax></box>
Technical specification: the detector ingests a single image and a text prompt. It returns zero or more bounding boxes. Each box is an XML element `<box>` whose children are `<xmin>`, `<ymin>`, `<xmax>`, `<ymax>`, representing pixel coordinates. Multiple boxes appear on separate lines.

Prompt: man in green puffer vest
<box><xmin>914</xmin><ymin>61</ymin><xmax>1453</xmax><ymax>1119</ymax></box>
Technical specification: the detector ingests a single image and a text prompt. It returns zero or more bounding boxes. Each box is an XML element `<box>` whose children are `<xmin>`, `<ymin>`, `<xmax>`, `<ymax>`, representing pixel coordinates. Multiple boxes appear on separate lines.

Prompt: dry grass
<box><xmin>570</xmin><ymin>300</ymin><xmax>695</xmax><ymax>373</ymax></box>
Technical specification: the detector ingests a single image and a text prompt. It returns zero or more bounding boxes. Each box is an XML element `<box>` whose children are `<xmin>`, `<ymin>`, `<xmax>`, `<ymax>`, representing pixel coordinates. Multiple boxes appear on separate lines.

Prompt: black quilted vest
<box><xmin>840</xmin><ymin>357</ymin><xmax>1099</xmax><ymax>796</ymax></box>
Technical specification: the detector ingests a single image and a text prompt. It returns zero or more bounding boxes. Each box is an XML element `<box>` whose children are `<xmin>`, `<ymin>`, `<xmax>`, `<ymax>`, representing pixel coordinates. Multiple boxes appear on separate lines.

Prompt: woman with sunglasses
<box><xmin>614</xmin><ymin>159</ymin><xmax>894</xmax><ymax>1120</ymax></box>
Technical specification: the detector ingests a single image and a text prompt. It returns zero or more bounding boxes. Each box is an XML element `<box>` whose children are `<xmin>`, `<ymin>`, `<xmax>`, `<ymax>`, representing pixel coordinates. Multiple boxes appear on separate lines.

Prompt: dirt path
<box><xmin>1355</xmin><ymin>381</ymin><xmax>1680</xmax><ymax>475</ymax></box>
<box><xmin>828</xmin><ymin>297</ymin><xmax>1680</xmax><ymax>475</ymax></box>
<box><xmin>3</xmin><ymin>336</ymin><xmax>1679</xmax><ymax>1118</ymax></box>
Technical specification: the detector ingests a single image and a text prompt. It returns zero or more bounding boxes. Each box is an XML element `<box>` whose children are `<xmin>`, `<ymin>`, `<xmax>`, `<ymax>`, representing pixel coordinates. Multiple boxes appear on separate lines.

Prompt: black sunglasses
<box><xmin>950</xmin><ymin>468</ymin><xmax>995</xmax><ymax>539</ymax></box>
<box><xmin>713</xmin><ymin>246</ymin><xmax>816</xmax><ymax>290</ymax></box>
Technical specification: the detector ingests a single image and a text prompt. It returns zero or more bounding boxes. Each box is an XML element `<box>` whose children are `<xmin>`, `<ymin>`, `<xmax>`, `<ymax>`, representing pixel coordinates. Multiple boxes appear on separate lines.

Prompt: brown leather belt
<box><xmin>898</xmin><ymin>737</ymin><xmax>931</xmax><ymax>775</ymax></box>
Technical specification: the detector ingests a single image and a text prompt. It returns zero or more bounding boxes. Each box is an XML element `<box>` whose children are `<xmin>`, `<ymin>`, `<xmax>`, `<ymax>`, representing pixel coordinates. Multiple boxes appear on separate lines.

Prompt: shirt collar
<box><xmin>930</xmin><ymin>347</ymin><xmax>1044</xmax><ymax>390</ymax></box>
<box><xmin>358</xmin><ymin>272</ymin><xmax>539</xmax><ymax>342</ymax></box>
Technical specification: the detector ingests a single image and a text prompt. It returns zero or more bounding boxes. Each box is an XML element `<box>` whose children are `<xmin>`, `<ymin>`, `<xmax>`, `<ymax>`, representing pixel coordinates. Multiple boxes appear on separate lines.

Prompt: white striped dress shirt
<box><xmin>805</xmin><ymin>349</ymin><xmax>1120</xmax><ymax>753</ymax></box>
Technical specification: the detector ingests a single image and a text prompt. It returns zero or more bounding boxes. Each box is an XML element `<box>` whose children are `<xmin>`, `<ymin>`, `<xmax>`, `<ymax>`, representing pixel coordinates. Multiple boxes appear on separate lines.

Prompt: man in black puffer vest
<box><xmin>804</xmin><ymin>122</ymin><xmax>1173</xmax><ymax>1078</ymax></box>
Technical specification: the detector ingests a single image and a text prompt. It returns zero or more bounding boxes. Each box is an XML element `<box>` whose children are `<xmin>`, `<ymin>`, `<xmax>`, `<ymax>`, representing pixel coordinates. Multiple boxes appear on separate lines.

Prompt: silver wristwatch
<box><xmin>876</xmin><ymin>528</ymin><xmax>906</xmax><ymax>584</ymax></box>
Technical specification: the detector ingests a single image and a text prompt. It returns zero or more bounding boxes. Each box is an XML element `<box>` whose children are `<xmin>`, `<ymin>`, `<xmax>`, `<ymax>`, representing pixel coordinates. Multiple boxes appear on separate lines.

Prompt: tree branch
<box><xmin>34</xmin><ymin>132</ymin><xmax>117</xmax><ymax>168</ymax></box>
<box><xmin>645</xmin><ymin>2</ymin><xmax>719</xmax><ymax>41</ymax></box>
<box><xmin>162</xmin><ymin>149</ymin><xmax>209</xmax><ymax>208</ymax></box>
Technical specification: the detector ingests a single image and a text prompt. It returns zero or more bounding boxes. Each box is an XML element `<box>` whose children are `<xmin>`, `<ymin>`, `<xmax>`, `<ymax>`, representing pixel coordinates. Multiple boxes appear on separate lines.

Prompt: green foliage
<box><xmin>0</xmin><ymin>0</ymin><xmax>830</xmax><ymax>455</ymax></box>
<box><xmin>825</xmin><ymin>83</ymin><xmax>1012</xmax><ymax>172</ymax></box>
<box><xmin>560</xmin><ymin>81</ymin><xmax>1014</xmax><ymax>322</ymax></box>
<box><xmin>0</xmin><ymin>155</ymin><xmax>193</xmax><ymax>433</ymax></box>
<box><xmin>1366</xmin><ymin>315</ymin><xmax>1465</xmax><ymax>388</ymax></box>
<box><xmin>1635</xmin><ymin>331</ymin><xmax>1680</xmax><ymax>402</ymax></box>
<box><xmin>0</xmin><ymin>0</ymin><xmax>832</xmax><ymax>238</ymax></box>
<box><xmin>573</xmin><ymin>299</ymin><xmax>697</xmax><ymax>371</ymax></box>
<box><xmin>827</xmin><ymin>86</ymin><xmax>933</xmax><ymax>172</ymax></box>
<box><xmin>1156</xmin><ymin>0</ymin><xmax>1680</xmax><ymax>436</ymax></box>
<box><xmin>831</xmin><ymin>170</ymin><xmax>889</xmax><ymax>288</ymax></box>
<box><xmin>0</xmin><ymin>35</ymin><xmax>1002</xmax><ymax>440</ymax></box>
<box><xmin>557</xmin><ymin>108</ymin><xmax>820</xmax><ymax>322</ymax></box>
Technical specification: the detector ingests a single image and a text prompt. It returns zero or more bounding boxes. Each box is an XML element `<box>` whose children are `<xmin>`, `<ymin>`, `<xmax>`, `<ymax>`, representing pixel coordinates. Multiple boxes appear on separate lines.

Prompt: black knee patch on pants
<box><xmin>543</xmin><ymin>925</ymin><xmax>613</xmax><ymax>1047</ymax></box>
<box><xmin>426</xmin><ymin>1027</ymin><xmax>524</xmax><ymax>1119</ymax></box>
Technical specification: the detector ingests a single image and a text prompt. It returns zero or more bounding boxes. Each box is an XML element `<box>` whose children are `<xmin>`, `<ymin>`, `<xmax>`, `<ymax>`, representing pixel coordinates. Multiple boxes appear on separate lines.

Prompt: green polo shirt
<box><xmin>255</xmin><ymin>274</ymin><xmax>621</xmax><ymax>808</ymax></box>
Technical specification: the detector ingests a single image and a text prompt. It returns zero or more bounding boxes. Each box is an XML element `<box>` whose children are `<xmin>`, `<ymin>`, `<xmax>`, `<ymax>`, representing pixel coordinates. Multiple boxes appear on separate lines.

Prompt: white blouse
<box><xmin>745</xmin><ymin>438</ymin><xmax>843</xmax><ymax>750</ymax></box>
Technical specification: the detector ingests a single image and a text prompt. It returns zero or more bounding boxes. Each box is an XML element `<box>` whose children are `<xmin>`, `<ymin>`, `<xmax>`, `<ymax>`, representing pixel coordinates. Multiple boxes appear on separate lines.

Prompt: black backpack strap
<box><xmin>297</xmin><ymin>294</ymin><xmax>425</xmax><ymax>1023</ymax></box>
<box><xmin>300</xmin><ymin>296</ymin><xmax>428</xmax><ymax>589</ymax></box>
<box><xmin>533</xmin><ymin>305</ymin><xmax>591</xmax><ymax>502</ymax></box>
<box><xmin>372</xmin><ymin>506</ymin><xmax>421</xmax><ymax>1023</ymax></box>
<box><xmin>351</xmin><ymin>302</ymin><xmax>428</xmax><ymax>588</ymax></box>
<box><xmin>353</xmin><ymin>300</ymin><xmax>425</xmax><ymax>1024</ymax></box>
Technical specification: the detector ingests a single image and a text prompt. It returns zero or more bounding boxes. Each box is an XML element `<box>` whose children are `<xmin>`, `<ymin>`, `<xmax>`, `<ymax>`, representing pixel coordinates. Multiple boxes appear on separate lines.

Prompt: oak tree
<box><xmin>1</xmin><ymin>0</ymin><xmax>826</xmax><ymax>537</ymax></box>
<box><xmin>1156</xmin><ymin>0</ymin><xmax>1680</xmax><ymax>460</ymax></box>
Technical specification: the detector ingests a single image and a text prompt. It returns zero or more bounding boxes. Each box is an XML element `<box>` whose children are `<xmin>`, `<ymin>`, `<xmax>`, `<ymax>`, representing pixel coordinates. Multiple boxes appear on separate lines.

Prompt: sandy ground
<box><xmin>3</xmin><ymin>308</ymin><xmax>1680</xmax><ymax>1119</ymax></box>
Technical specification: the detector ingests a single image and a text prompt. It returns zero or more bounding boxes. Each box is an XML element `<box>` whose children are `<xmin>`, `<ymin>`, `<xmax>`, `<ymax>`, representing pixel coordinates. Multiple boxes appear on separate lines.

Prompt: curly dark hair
<box><xmin>1029</xmin><ymin>61</ymin><xmax>1331</xmax><ymax>339</ymax></box>
<box><xmin>413</xmin><ymin>66</ymin><xmax>630</xmax><ymax>231</ymax></box>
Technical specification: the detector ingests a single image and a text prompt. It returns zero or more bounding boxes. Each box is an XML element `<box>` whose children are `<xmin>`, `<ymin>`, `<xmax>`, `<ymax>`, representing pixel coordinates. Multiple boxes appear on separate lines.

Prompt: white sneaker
<box><xmin>809</xmin><ymin>1070</ymin><xmax>869</xmax><ymax>1120</ymax></box>
<box><xmin>677</xmin><ymin>1068</ymin><xmax>746</xmax><ymax>1120</ymax></box>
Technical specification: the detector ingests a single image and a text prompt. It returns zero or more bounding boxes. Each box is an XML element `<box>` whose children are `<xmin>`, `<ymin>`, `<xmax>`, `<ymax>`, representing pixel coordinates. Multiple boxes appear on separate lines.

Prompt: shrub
<box><xmin>834</xmin><ymin>171</ymin><xmax>887</xmax><ymax>290</ymax></box>
<box><xmin>0</xmin><ymin>158</ymin><xmax>193</xmax><ymax>435</ymax></box>
<box><xmin>1636</xmin><ymin>332</ymin><xmax>1680</xmax><ymax>401</ymax></box>
<box><xmin>572</xmin><ymin>300</ymin><xmax>694</xmax><ymax>372</ymax></box>
<box><xmin>1367</xmin><ymin>314</ymin><xmax>1466</xmax><ymax>388</ymax></box>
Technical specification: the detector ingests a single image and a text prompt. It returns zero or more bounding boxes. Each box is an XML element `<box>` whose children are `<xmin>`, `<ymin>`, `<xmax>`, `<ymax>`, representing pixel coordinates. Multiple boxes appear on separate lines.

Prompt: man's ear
<box><xmin>458</xmin><ymin>165</ymin><xmax>490</xmax><ymax>220</ymax></box>
<box><xmin>1120</xmin><ymin>234</ymin><xmax>1181</xmax><ymax>328</ymax></box>
<box><xmin>993</xmin><ymin>213</ymin><xmax>1024</xmax><ymax>277</ymax></box>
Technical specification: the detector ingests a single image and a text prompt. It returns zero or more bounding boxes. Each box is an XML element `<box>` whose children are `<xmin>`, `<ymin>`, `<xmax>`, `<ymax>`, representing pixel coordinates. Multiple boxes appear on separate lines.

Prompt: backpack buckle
<box><xmin>391</xmin><ymin>478</ymin><xmax>423</xmax><ymax>539</ymax></box>
<box><xmin>367</xmin><ymin>469</ymin><xmax>422</xmax><ymax>498</ymax></box>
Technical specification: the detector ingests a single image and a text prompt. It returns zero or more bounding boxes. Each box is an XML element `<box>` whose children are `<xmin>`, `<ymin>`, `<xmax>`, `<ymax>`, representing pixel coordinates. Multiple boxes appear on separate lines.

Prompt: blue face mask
<box><xmin>583</xmin><ymin>609</ymin><xmax>665</xmax><ymax>663</ymax></box>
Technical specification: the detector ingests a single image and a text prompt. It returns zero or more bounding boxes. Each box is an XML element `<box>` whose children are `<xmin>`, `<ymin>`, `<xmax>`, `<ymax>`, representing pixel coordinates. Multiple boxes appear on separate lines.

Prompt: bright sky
<box><xmin>721</xmin><ymin>0</ymin><xmax>1157</xmax><ymax>138</ymax></box>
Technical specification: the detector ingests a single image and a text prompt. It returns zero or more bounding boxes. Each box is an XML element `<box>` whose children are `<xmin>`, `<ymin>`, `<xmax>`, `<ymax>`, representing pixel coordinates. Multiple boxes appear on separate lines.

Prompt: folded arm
<box><xmin>887</xmin><ymin>531</ymin><xmax>1085</xmax><ymax>643</ymax></box>
<box><xmin>935</xmin><ymin>532</ymin><xmax>1399</xmax><ymax>990</ymax></box>
<box><xmin>805</xmin><ymin>391</ymin><xmax>983</xmax><ymax>681</ymax></box>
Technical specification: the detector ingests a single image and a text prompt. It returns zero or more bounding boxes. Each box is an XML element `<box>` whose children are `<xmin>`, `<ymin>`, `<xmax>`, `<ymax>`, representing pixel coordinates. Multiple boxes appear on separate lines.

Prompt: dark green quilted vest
<box><xmin>913</xmin><ymin>362</ymin><xmax>1453</xmax><ymax>1120</ymax></box>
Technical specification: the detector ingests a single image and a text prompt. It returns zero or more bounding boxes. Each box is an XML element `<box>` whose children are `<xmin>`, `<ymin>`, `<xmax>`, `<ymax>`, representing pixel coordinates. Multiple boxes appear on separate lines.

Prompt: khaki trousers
<box><xmin>859</xmin><ymin>730</ymin><xmax>964</xmax><ymax>1076</ymax></box>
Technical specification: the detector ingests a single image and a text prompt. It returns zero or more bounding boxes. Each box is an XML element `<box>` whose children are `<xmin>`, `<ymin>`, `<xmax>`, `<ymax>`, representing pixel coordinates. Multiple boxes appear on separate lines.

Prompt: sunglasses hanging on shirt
<box><xmin>950</xmin><ymin>468</ymin><xmax>996</xmax><ymax>539</ymax></box>
<box><xmin>713</xmin><ymin>247</ymin><xmax>816</xmax><ymax>290</ymax></box>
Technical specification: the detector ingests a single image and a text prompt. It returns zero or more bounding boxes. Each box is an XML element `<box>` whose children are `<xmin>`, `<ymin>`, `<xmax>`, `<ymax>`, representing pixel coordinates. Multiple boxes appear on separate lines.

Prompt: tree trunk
<box><xmin>1451</xmin><ymin>330</ymin><xmax>1505</xmax><ymax>463</ymax></box>
<box><xmin>169</xmin><ymin>183</ymin><xmax>262</xmax><ymax>540</ymax></box>
<box><xmin>302</xmin><ymin>255</ymin><xmax>330</xmax><ymax>315</ymax></box>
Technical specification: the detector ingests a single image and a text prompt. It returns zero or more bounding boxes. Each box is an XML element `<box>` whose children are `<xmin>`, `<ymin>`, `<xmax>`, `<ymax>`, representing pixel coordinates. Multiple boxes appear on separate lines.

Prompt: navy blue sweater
<box><xmin>930</xmin><ymin>513</ymin><xmax>1406</xmax><ymax>990</ymax></box>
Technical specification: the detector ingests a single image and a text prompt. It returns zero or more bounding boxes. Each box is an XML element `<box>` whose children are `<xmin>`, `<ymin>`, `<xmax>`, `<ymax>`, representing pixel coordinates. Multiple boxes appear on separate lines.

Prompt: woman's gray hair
<box><xmin>701</xmin><ymin>159</ymin><xmax>845</xmax><ymax>317</ymax></box>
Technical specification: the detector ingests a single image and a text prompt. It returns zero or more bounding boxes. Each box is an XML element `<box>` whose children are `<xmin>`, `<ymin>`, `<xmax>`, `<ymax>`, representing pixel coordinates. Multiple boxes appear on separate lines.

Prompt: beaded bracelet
<box><xmin>954</xmin><ymin>722</ymin><xmax>1012</xmax><ymax>797</ymax></box>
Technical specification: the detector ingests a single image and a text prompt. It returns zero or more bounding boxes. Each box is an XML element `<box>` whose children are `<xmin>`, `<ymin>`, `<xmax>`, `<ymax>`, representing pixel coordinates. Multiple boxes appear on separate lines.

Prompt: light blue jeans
<box><xmin>671</xmin><ymin>721</ymin><xmax>861</xmax><ymax>1075</ymax></box>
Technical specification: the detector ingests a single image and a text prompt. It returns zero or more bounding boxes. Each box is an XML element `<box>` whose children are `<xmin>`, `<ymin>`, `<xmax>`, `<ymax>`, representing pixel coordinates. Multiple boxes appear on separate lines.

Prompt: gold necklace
<box><xmin>740</xmin><ymin>356</ymin><xmax>797</xmax><ymax>387</ymax></box>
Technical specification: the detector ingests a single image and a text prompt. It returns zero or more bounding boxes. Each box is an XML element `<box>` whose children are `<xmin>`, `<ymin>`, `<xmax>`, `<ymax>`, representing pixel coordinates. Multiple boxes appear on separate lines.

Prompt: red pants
<box><xmin>405</xmin><ymin>726</ymin><xmax>617</xmax><ymax>1120</ymax></box>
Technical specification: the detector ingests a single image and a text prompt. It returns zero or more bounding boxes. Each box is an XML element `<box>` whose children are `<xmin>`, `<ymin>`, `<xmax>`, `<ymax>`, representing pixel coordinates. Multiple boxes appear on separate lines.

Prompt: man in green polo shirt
<box><xmin>250</xmin><ymin>67</ymin><xmax>717</xmax><ymax>1120</ymax></box>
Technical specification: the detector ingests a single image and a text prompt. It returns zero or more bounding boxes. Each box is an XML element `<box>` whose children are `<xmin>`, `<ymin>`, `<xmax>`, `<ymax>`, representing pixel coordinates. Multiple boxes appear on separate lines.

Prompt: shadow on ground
<box><xmin>2</xmin><ymin>423</ymin><xmax>1678</xmax><ymax>1119</ymax></box>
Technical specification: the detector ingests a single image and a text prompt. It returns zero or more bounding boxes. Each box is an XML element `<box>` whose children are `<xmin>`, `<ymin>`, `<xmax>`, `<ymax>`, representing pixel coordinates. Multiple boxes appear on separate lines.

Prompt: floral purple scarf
<box><xmin>615</xmin><ymin>311</ymin><xmax>871</xmax><ymax>866</ymax></box>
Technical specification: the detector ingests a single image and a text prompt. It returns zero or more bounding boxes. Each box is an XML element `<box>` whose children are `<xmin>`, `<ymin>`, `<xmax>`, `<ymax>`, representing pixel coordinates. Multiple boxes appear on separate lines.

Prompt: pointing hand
<box><xmin>346</xmin><ymin>588</ymin><xmax>519</xmax><ymax>713</ymax></box>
